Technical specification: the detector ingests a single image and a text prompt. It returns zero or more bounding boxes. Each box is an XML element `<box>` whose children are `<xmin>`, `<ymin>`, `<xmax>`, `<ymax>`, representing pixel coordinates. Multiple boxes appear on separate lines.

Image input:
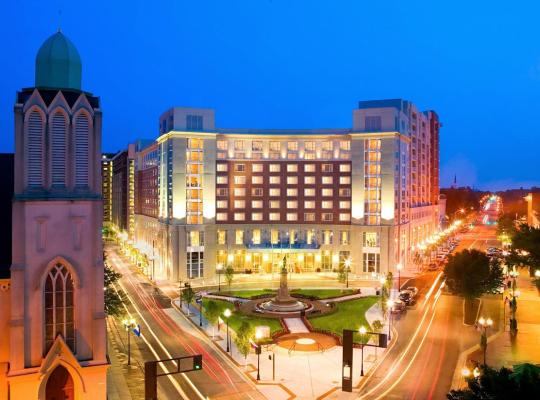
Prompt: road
<box><xmin>107</xmin><ymin>245</ymin><xmax>266</xmax><ymax>400</ymax></box>
<box><xmin>358</xmin><ymin>212</ymin><xmax>500</xmax><ymax>399</ymax></box>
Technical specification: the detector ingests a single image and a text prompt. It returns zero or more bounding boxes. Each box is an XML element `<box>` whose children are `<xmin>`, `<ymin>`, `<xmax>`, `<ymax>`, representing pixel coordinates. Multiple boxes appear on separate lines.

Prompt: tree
<box><xmin>371</xmin><ymin>320</ymin><xmax>384</xmax><ymax>357</ymax></box>
<box><xmin>447</xmin><ymin>364</ymin><xmax>540</xmax><ymax>399</ymax></box>
<box><xmin>234</xmin><ymin>321</ymin><xmax>254</xmax><ymax>366</ymax></box>
<box><xmin>104</xmin><ymin>255</ymin><xmax>125</xmax><ymax>317</ymax></box>
<box><xmin>497</xmin><ymin>213</ymin><xmax>517</xmax><ymax>238</ymax></box>
<box><xmin>225</xmin><ymin>266</ymin><xmax>234</xmax><ymax>291</ymax></box>
<box><xmin>511</xmin><ymin>225</ymin><xmax>540</xmax><ymax>275</ymax></box>
<box><xmin>204</xmin><ymin>300</ymin><xmax>221</xmax><ymax>337</ymax></box>
<box><xmin>337</xmin><ymin>267</ymin><xmax>346</xmax><ymax>284</ymax></box>
<box><xmin>380</xmin><ymin>271</ymin><xmax>393</xmax><ymax>319</ymax></box>
<box><xmin>182</xmin><ymin>284</ymin><xmax>195</xmax><ymax>316</ymax></box>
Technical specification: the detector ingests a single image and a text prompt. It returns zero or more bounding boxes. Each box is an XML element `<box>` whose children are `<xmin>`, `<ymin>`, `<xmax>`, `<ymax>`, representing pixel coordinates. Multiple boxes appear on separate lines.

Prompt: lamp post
<box><xmin>396</xmin><ymin>263</ymin><xmax>403</xmax><ymax>291</ymax></box>
<box><xmin>359</xmin><ymin>326</ymin><xmax>367</xmax><ymax>376</ymax></box>
<box><xmin>387</xmin><ymin>300</ymin><xmax>394</xmax><ymax>341</ymax></box>
<box><xmin>178</xmin><ymin>281</ymin><xmax>183</xmax><ymax>309</ymax></box>
<box><xmin>477</xmin><ymin>317</ymin><xmax>493</xmax><ymax>366</ymax></box>
<box><xmin>216</xmin><ymin>263</ymin><xmax>223</xmax><ymax>292</ymax></box>
<box><xmin>379</xmin><ymin>276</ymin><xmax>386</xmax><ymax>311</ymax></box>
<box><xmin>122</xmin><ymin>318</ymin><xmax>136</xmax><ymax>365</ymax></box>
<box><xmin>224</xmin><ymin>308</ymin><xmax>232</xmax><ymax>353</ymax></box>
<box><xmin>255</xmin><ymin>328</ymin><xmax>263</xmax><ymax>381</ymax></box>
<box><xmin>345</xmin><ymin>258</ymin><xmax>352</xmax><ymax>288</ymax></box>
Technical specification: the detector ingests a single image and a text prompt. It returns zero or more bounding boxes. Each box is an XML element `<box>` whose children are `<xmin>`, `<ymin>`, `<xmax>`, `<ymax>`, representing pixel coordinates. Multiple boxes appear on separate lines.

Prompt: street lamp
<box><xmin>122</xmin><ymin>318</ymin><xmax>136</xmax><ymax>365</ymax></box>
<box><xmin>178</xmin><ymin>281</ymin><xmax>183</xmax><ymax>309</ymax></box>
<box><xmin>396</xmin><ymin>263</ymin><xmax>403</xmax><ymax>291</ymax></box>
<box><xmin>535</xmin><ymin>270</ymin><xmax>540</xmax><ymax>278</ymax></box>
<box><xmin>255</xmin><ymin>328</ymin><xmax>264</xmax><ymax>381</ymax></box>
<box><xmin>387</xmin><ymin>300</ymin><xmax>394</xmax><ymax>341</ymax></box>
<box><xmin>216</xmin><ymin>263</ymin><xmax>223</xmax><ymax>292</ymax></box>
<box><xmin>359</xmin><ymin>326</ymin><xmax>367</xmax><ymax>376</ymax></box>
<box><xmin>344</xmin><ymin>258</ymin><xmax>352</xmax><ymax>288</ymax></box>
<box><xmin>478</xmin><ymin>317</ymin><xmax>493</xmax><ymax>366</ymax></box>
<box><xmin>379</xmin><ymin>276</ymin><xmax>386</xmax><ymax>310</ymax></box>
<box><xmin>224</xmin><ymin>308</ymin><xmax>232</xmax><ymax>353</ymax></box>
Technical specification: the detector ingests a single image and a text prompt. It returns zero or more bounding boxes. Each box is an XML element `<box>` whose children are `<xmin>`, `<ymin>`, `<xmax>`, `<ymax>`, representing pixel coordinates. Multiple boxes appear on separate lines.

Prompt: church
<box><xmin>0</xmin><ymin>31</ymin><xmax>108</xmax><ymax>399</ymax></box>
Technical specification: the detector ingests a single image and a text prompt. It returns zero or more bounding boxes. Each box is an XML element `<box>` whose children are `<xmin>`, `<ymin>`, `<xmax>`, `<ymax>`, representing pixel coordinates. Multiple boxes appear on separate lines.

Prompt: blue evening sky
<box><xmin>1</xmin><ymin>0</ymin><xmax>539</xmax><ymax>190</ymax></box>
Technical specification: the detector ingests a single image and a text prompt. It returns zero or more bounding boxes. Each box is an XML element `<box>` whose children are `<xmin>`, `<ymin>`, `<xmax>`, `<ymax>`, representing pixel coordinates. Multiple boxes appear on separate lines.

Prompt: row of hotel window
<box><xmin>216</xmin><ymin>212</ymin><xmax>351</xmax><ymax>222</ymax></box>
<box><xmin>217</xmin><ymin>163</ymin><xmax>350</xmax><ymax>173</ymax></box>
<box><xmin>216</xmin><ymin>187</ymin><xmax>352</xmax><ymax>197</ymax></box>
<box><xmin>217</xmin><ymin>200</ymin><xmax>351</xmax><ymax>209</ymax></box>
<box><xmin>187</xmin><ymin>230</ymin><xmax>380</xmax><ymax>247</ymax></box>
<box><xmin>216</xmin><ymin>175</ymin><xmax>352</xmax><ymax>185</ymax></box>
<box><xmin>217</xmin><ymin>140</ymin><xmax>351</xmax><ymax>152</ymax></box>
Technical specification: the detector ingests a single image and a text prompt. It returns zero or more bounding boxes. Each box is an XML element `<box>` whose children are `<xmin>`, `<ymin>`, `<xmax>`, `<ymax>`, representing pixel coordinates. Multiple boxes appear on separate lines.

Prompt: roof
<box><xmin>16</xmin><ymin>88</ymin><xmax>99</xmax><ymax>109</ymax></box>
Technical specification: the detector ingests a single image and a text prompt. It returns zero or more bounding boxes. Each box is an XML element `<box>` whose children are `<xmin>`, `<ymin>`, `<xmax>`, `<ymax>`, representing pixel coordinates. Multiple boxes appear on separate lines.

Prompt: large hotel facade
<box><xmin>118</xmin><ymin>99</ymin><xmax>443</xmax><ymax>284</ymax></box>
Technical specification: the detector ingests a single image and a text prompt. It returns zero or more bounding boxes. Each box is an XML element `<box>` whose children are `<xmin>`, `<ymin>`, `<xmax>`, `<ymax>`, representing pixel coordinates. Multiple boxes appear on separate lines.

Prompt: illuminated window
<box><xmin>304</xmin><ymin>213</ymin><xmax>315</xmax><ymax>222</ymax></box>
<box><xmin>339</xmin><ymin>201</ymin><xmax>351</xmax><ymax>209</ymax></box>
<box><xmin>217</xmin><ymin>188</ymin><xmax>228</xmax><ymax>196</ymax></box>
<box><xmin>234</xmin><ymin>164</ymin><xmax>245</xmax><ymax>172</ymax></box>
<box><xmin>339</xmin><ymin>188</ymin><xmax>351</xmax><ymax>197</ymax></box>
<box><xmin>323</xmin><ymin>230</ymin><xmax>333</xmax><ymax>244</ymax></box>
<box><xmin>252</xmin><ymin>141</ymin><xmax>263</xmax><ymax>151</ymax></box>
<box><xmin>339</xmin><ymin>164</ymin><xmax>351</xmax><ymax>172</ymax></box>
<box><xmin>234</xmin><ymin>176</ymin><xmax>246</xmax><ymax>185</ymax></box>
<box><xmin>322</xmin><ymin>188</ymin><xmax>333</xmax><ymax>197</ymax></box>
<box><xmin>234</xmin><ymin>200</ymin><xmax>245</xmax><ymax>208</ymax></box>
<box><xmin>363</xmin><ymin>232</ymin><xmax>380</xmax><ymax>247</ymax></box>
<box><xmin>217</xmin><ymin>200</ymin><xmax>228</xmax><ymax>208</ymax></box>
<box><xmin>340</xmin><ymin>176</ymin><xmax>351</xmax><ymax>185</ymax></box>
<box><xmin>252</xmin><ymin>164</ymin><xmax>263</xmax><ymax>172</ymax></box>
<box><xmin>217</xmin><ymin>163</ymin><xmax>228</xmax><ymax>172</ymax></box>
<box><xmin>217</xmin><ymin>176</ymin><xmax>228</xmax><ymax>184</ymax></box>
<box><xmin>271</xmin><ymin>230</ymin><xmax>279</xmax><ymax>244</ymax></box>
<box><xmin>188</xmin><ymin>231</ymin><xmax>204</xmax><ymax>246</ymax></box>
<box><xmin>322</xmin><ymin>141</ymin><xmax>332</xmax><ymax>151</ymax></box>
<box><xmin>270</xmin><ymin>200</ymin><xmax>280</xmax><ymax>208</ymax></box>
<box><xmin>304</xmin><ymin>164</ymin><xmax>316</xmax><ymax>172</ymax></box>
<box><xmin>322</xmin><ymin>176</ymin><xmax>333</xmax><ymax>185</ymax></box>
<box><xmin>304</xmin><ymin>188</ymin><xmax>315</xmax><ymax>197</ymax></box>
<box><xmin>269</xmin><ymin>213</ymin><xmax>280</xmax><ymax>221</ymax></box>
<box><xmin>252</xmin><ymin>176</ymin><xmax>263</xmax><ymax>184</ymax></box>
<box><xmin>304</xmin><ymin>141</ymin><xmax>316</xmax><ymax>151</ymax></box>
<box><xmin>252</xmin><ymin>213</ymin><xmax>263</xmax><ymax>221</ymax></box>
<box><xmin>235</xmin><ymin>230</ymin><xmax>244</xmax><ymax>244</ymax></box>
<box><xmin>287</xmin><ymin>176</ymin><xmax>298</xmax><ymax>185</ymax></box>
<box><xmin>304</xmin><ymin>200</ymin><xmax>315</xmax><ymax>209</ymax></box>
<box><xmin>340</xmin><ymin>141</ymin><xmax>350</xmax><ymax>151</ymax></box>
<box><xmin>322</xmin><ymin>164</ymin><xmax>333</xmax><ymax>172</ymax></box>
<box><xmin>304</xmin><ymin>153</ymin><xmax>315</xmax><ymax>160</ymax></box>
<box><xmin>216</xmin><ymin>213</ymin><xmax>227</xmax><ymax>221</ymax></box>
<box><xmin>252</xmin><ymin>188</ymin><xmax>263</xmax><ymax>196</ymax></box>
<box><xmin>287</xmin><ymin>164</ymin><xmax>298</xmax><ymax>172</ymax></box>
<box><xmin>363</xmin><ymin>252</ymin><xmax>380</xmax><ymax>273</ymax></box>
<box><xmin>269</xmin><ymin>188</ymin><xmax>280</xmax><ymax>196</ymax></box>
<box><xmin>322</xmin><ymin>213</ymin><xmax>333</xmax><ymax>222</ymax></box>
<box><xmin>270</xmin><ymin>141</ymin><xmax>281</xmax><ymax>151</ymax></box>
<box><xmin>306</xmin><ymin>230</ymin><xmax>316</xmax><ymax>243</ymax></box>
<box><xmin>217</xmin><ymin>140</ymin><xmax>228</xmax><ymax>150</ymax></box>
<box><xmin>287</xmin><ymin>213</ymin><xmax>297</xmax><ymax>221</ymax></box>
<box><xmin>188</xmin><ymin>138</ymin><xmax>204</xmax><ymax>149</ymax></box>
<box><xmin>270</xmin><ymin>176</ymin><xmax>281</xmax><ymax>184</ymax></box>
<box><xmin>287</xmin><ymin>142</ymin><xmax>298</xmax><ymax>151</ymax></box>
<box><xmin>304</xmin><ymin>176</ymin><xmax>315</xmax><ymax>184</ymax></box>
<box><xmin>287</xmin><ymin>188</ymin><xmax>298</xmax><ymax>197</ymax></box>
<box><xmin>287</xmin><ymin>200</ymin><xmax>298</xmax><ymax>209</ymax></box>
<box><xmin>252</xmin><ymin>229</ymin><xmax>261</xmax><ymax>244</ymax></box>
<box><xmin>340</xmin><ymin>231</ymin><xmax>350</xmax><ymax>245</ymax></box>
<box><xmin>234</xmin><ymin>140</ymin><xmax>245</xmax><ymax>150</ymax></box>
<box><xmin>269</xmin><ymin>164</ymin><xmax>280</xmax><ymax>172</ymax></box>
<box><xmin>234</xmin><ymin>188</ymin><xmax>245</xmax><ymax>196</ymax></box>
<box><xmin>322</xmin><ymin>201</ymin><xmax>333</xmax><ymax>209</ymax></box>
<box><xmin>252</xmin><ymin>200</ymin><xmax>263</xmax><ymax>208</ymax></box>
<box><xmin>217</xmin><ymin>230</ymin><xmax>227</xmax><ymax>245</ymax></box>
<box><xmin>339</xmin><ymin>213</ymin><xmax>351</xmax><ymax>221</ymax></box>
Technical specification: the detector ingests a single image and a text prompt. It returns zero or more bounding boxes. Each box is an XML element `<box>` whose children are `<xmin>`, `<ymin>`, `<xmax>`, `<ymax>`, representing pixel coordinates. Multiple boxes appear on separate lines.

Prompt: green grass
<box><xmin>290</xmin><ymin>289</ymin><xmax>356</xmax><ymax>299</ymax></box>
<box><xmin>214</xmin><ymin>289</ymin><xmax>276</xmax><ymax>299</ymax></box>
<box><xmin>202</xmin><ymin>298</ymin><xmax>283</xmax><ymax>334</ymax></box>
<box><xmin>308</xmin><ymin>296</ymin><xmax>379</xmax><ymax>337</ymax></box>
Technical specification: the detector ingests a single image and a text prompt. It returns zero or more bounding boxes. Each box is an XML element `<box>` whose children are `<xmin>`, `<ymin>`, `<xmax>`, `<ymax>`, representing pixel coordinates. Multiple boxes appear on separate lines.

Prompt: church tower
<box><xmin>2</xmin><ymin>31</ymin><xmax>108</xmax><ymax>399</ymax></box>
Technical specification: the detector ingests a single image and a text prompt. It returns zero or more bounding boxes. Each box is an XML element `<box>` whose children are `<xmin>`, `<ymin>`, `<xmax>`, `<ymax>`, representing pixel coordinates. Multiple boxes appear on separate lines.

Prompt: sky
<box><xmin>1</xmin><ymin>0</ymin><xmax>539</xmax><ymax>190</ymax></box>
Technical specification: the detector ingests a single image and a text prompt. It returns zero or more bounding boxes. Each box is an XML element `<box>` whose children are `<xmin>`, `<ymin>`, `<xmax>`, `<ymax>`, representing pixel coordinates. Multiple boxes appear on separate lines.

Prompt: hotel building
<box><xmin>125</xmin><ymin>99</ymin><xmax>442</xmax><ymax>284</ymax></box>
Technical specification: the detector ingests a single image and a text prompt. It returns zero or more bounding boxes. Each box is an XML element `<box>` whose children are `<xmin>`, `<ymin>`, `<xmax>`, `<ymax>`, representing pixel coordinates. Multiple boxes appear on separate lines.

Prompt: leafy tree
<box><xmin>497</xmin><ymin>213</ymin><xmax>517</xmax><ymax>238</ymax></box>
<box><xmin>234</xmin><ymin>321</ymin><xmax>254</xmax><ymax>366</ymax></box>
<box><xmin>225</xmin><ymin>266</ymin><xmax>234</xmax><ymax>290</ymax></box>
<box><xmin>204</xmin><ymin>300</ymin><xmax>221</xmax><ymax>337</ymax></box>
<box><xmin>181</xmin><ymin>284</ymin><xmax>195</xmax><ymax>316</ymax></box>
<box><xmin>447</xmin><ymin>364</ymin><xmax>540</xmax><ymax>399</ymax></box>
<box><xmin>371</xmin><ymin>320</ymin><xmax>384</xmax><ymax>357</ymax></box>
<box><xmin>103</xmin><ymin>256</ymin><xmax>125</xmax><ymax>317</ymax></box>
<box><xmin>380</xmin><ymin>271</ymin><xmax>393</xmax><ymax>319</ymax></box>
<box><xmin>337</xmin><ymin>267</ymin><xmax>347</xmax><ymax>284</ymax></box>
<box><xmin>511</xmin><ymin>225</ymin><xmax>540</xmax><ymax>274</ymax></box>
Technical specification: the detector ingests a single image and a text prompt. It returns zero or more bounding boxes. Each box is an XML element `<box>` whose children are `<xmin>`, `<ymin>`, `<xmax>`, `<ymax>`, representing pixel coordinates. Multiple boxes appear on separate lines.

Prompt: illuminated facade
<box><xmin>526</xmin><ymin>192</ymin><xmax>540</xmax><ymax>228</ymax></box>
<box><xmin>101</xmin><ymin>153</ymin><xmax>114</xmax><ymax>226</ymax></box>
<box><xmin>131</xmin><ymin>100</ymin><xmax>441</xmax><ymax>283</ymax></box>
<box><xmin>111</xmin><ymin>145</ymin><xmax>135</xmax><ymax>237</ymax></box>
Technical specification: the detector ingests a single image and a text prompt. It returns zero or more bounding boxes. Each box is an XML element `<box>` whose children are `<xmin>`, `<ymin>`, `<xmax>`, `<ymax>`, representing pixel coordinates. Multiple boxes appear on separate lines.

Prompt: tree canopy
<box><xmin>511</xmin><ymin>225</ymin><xmax>540</xmax><ymax>272</ymax></box>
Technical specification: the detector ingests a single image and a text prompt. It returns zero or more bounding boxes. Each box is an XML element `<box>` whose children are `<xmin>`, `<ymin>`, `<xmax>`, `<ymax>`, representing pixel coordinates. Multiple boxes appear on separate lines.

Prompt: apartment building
<box><xmin>129</xmin><ymin>100</ymin><xmax>441</xmax><ymax>283</ymax></box>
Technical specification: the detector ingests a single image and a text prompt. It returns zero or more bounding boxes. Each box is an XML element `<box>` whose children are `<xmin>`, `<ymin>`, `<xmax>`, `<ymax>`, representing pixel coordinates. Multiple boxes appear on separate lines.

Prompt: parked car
<box><xmin>399</xmin><ymin>290</ymin><xmax>416</xmax><ymax>306</ymax></box>
<box><xmin>390</xmin><ymin>299</ymin><xmax>406</xmax><ymax>313</ymax></box>
<box><xmin>404</xmin><ymin>286</ymin><xmax>419</xmax><ymax>297</ymax></box>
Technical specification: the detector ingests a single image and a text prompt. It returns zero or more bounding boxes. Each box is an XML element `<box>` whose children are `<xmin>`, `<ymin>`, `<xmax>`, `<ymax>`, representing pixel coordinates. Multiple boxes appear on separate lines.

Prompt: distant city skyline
<box><xmin>1</xmin><ymin>0</ymin><xmax>540</xmax><ymax>190</ymax></box>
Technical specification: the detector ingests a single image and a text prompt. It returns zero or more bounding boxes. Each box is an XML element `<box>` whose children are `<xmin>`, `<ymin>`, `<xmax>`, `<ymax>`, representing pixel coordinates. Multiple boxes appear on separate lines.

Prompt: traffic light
<box><xmin>192</xmin><ymin>354</ymin><xmax>203</xmax><ymax>371</ymax></box>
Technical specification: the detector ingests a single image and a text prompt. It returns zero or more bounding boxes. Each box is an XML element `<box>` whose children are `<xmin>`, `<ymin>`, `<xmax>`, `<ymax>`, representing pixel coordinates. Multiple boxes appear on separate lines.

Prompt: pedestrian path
<box><xmin>204</xmin><ymin>293</ymin><xmax>251</xmax><ymax>303</ymax></box>
<box><xmin>283</xmin><ymin>317</ymin><xmax>310</xmax><ymax>333</ymax></box>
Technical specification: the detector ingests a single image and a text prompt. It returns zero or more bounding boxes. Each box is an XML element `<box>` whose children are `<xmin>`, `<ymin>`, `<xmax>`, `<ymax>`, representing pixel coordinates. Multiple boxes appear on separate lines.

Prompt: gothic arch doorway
<box><xmin>45</xmin><ymin>365</ymin><xmax>74</xmax><ymax>400</ymax></box>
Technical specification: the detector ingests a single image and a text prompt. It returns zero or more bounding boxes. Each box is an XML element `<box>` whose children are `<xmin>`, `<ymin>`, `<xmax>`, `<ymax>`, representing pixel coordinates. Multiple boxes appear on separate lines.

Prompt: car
<box><xmin>428</xmin><ymin>263</ymin><xmax>439</xmax><ymax>271</ymax></box>
<box><xmin>404</xmin><ymin>286</ymin><xmax>419</xmax><ymax>297</ymax></box>
<box><xmin>399</xmin><ymin>290</ymin><xmax>416</xmax><ymax>306</ymax></box>
<box><xmin>390</xmin><ymin>299</ymin><xmax>406</xmax><ymax>314</ymax></box>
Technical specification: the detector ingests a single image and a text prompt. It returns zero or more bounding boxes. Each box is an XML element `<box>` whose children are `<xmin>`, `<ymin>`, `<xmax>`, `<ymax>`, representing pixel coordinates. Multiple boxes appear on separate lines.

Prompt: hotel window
<box><xmin>234</xmin><ymin>213</ymin><xmax>245</xmax><ymax>221</ymax></box>
<box><xmin>252</xmin><ymin>176</ymin><xmax>263</xmax><ymax>184</ymax></box>
<box><xmin>304</xmin><ymin>152</ymin><xmax>316</xmax><ymax>160</ymax></box>
<box><xmin>304</xmin><ymin>200</ymin><xmax>315</xmax><ymax>209</ymax></box>
<box><xmin>186</xmin><ymin>115</ymin><xmax>203</xmax><ymax>131</ymax></box>
<box><xmin>217</xmin><ymin>163</ymin><xmax>228</xmax><ymax>172</ymax></box>
<box><xmin>339</xmin><ymin>188</ymin><xmax>351</xmax><ymax>197</ymax></box>
<box><xmin>217</xmin><ymin>200</ymin><xmax>228</xmax><ymax>209</ymax></box>
<box><xmin>252</xmin><ymin>229</ymin><xmax>261</xmax><ymax>244</ymax></box>
<box><xmin>234</xmin><ymin>188</ymin><xmax>246</xmax><ymax>197</ymax></box>
<box><xmin>365</xmin><ymin>116</ymin><xmax>382</xmax><ymax>131</ymax></box>
<box><xmin>366</xmin><ymin>215</ymin><xmax>380</xmax><ymax>225</ymax></box>
<box><xmin>322</xmin><ymin>213</ymin><xmax>333</xmax><ymax>222</ymax></box>
<box><xmin>252</xmin><ymin>188</ymin><xmax>263</xmax><ymax>197</ymax></box>
<box><xmin>304</xmin><ymin>213</ymin><xmax>315</xmax><ymax>222</ymax></box>
<box><xmin>322</xmin><ymin>176</ymin><xmax>333</xmax><ymax>185</ymax></box>
<box><xmin>269</xmin><ymin>188</ymin><xmax>281</xmax><ymax>196</ymax></box>
<box><xmin>287</xmin><ymin>213</ymin><xmax>298</xmax><ymax>221</ymax></box>
<box><xmin>287</xmin><ymin>176</ymin><xmax>298</xmax><ymax>185</ymax></box>
<box><xmin>287</xmin><ymin>200</ymin><xmax>298</xmax><ymax>209</ymax></box>
<box><xmin>234</xmin><ymin>200</ymin><xmax>245</xmax><ymax>208</ymax></box>
<box><xmin>271</xmin><ymin>230</ymin><xmax>279</xmax><ymax>244</ymax></box>
<box><xmin>234</xmin><ymin>176</ymin><xmax>246</xmax><ymax>185</ymax></box>
<box><xmin>216</xmin><ymin>213</ymin><xmax>227</xmax><ymax>221</ymax></box>
<box><xmin>234</xmin><ymin>164</ymin><xmax>245</xmax><ymax>172</ymax></box>
<box><xmin>269</xmin><ymin>176</ymin><xmax>280</xmax><ymax>184</ymax></box>
<box><xmin>287</xmin><ymin>164</ymin><xmax>298</xmax><ymax>172</ymax></box>
<box><xmin>322</xmin><ymin>141</ymin><xmax>333</xmax><ymax>151</ymax></box>
<box><xmin>187</xmin><ymin>164</ymin><xmax>203</xmax><ymax>174</ymax></box>
<box><xmin>304</xmin><ymin>176</ymin><xmax>315</xmax><ymax>185</ymax></box>
<box><xmin>304</xmin><ymin>164</ymin><xmax>316</xmax><ymax>172</ymax></box>
<box><xmin>270</xmin><ymin>141</ymin><xmax>281</xmax><ymax>151</ymax></box>
<box><xmin>234</xmin><ymin>152</ymin><xmax>245</xmax><ymax>159</ymax></box>
<box><xmin>269</xmin><ymin>213</ymin><xmax>280</xmax><ymax>221</ymax></box>
<box><xmin>252</xmin><ymin>213</ymin><xmax>263</xmax><ymax>221</ymax></box>
<box><xmin>339</xmin><ymin>176</ymin><xmax>351</xmax><ymax>185</ymax></box>
<box><xmin>339</xmin><ymin>201</ymin><xmax>351</xmax><ymax>209</ymax></box>
<box><xmin>306</xmin><ymin>230</ymin><xmax>316</xmax><ymax>244</ymax></box>
<box><xmin>322</xmin><ymin>164</ymin><xmax>333</xmax><ymax>172</ymax></box>
<box><xmin>287</xmin><ymin>142</ymin><xmax>298</xmax><ymax>151</ymax></box>
<box><xmin>340</xmin><ymin>141</ymin><xmax>351</xmax><ymax>151</ymax></box>
<box><xmin>187</xmin><ymin>151</ymin><xmax>203</xmax><ymax>162</ymax></box>
<box><xmin>323</xmin><ymin>230</ymin><xmax>333</xmax><ymax>245</ymax></box>
<box><xmin>234</xmin><ymin>140</ymin><xmax>245</xmax><ymax>150</ymax></box>
<box><xmin>363</xmin><ymin>232</ymin><xmax>380</xmax><ymax>247</ymax></box>
<box><xmin>252</xmin><ymin>200</ymin><xmax>263</xmax><ymax>208</ymax></box>
<box><xmin>367</xmin><ymin>152</ymin><xmax>381</xmax><ymax>162</ymax></box>
<box><xmin>235</xmin><ymin>230</ymin><xmax>244</xmax><ymax>244</ymax></box>
<box><xmin>187</xmin><ymin>231</ymin><xmax>204</xmax><ymax>247</ymax></box>
<box><xmin>304</xmin><ymin>188</ymin><xmax>315</xmax><ymax>197</ymax></box>
<box><xmin>322</xmin><ymin>201</ymin><xmax>333</xmax><ymax>209</ymax></box>
<box><xmin>252</xmin><ymin>163</ymin><xmax>263</xmax><ymax>172</ymax></box>
<box><xmin>217</xmin><ymin>188</ymin><xmax>228</xmax><ymax>196</ymax></box>
<box><xmin>339</xmin><ymin>213</ymin><xmax>351</xmax><ymax>222</ymax></box>
<box><xmin>269</xmin><ymin>164</ymin><xmax>280</xmax><ymax>172</ymax></box>
<box><xmin>217</xmin><ymin>140</ymin><xmax>228</xmax><ymax>150</ymax></box>
<box><xmin>217</xmin><ymin>230</ymin><xmax>227</xmax><ymax>245</ymax></box>
<box><xmin>322</xmin><ymin>188</ymin><xmax>333</xmax><ymax>197</ymax></box>
<box><xmin>305</xmin><ymin>141</ymin><xmax>316</xmax><ymax>151</ymax></box>
<box><xmin>287</xmin><ymin>188</ymin><xmax>298</xmax><ymax>197</ymax></box>
<box><xmin>365</xmin><ymin>164</ymin><xmax>381</xmax><ymax>176</ymax></box>
<box><xmin>270</xmin><ymin>200</ymin><xmax>280</xmax><ymax>208</ymax></box>
<box><xmin>188</xmin><ymin>138</ymin><xmax>204</xmax><ymax>149</ymax></box>
<box><xmin>217</xmin><ymin>176</ymin><xmax>228</xmax><ymax>184</ymax></box>
<box><xmin>363</xmin><ymin>252</ymin><xmax>380</xmax><ymax>273</ymax></box>
<box><xmin>339</xmin><ymin>163</ymin><xmax>351</xmax><ymax>172</ymax></box>
<box><xmin>252</xmin><ymin>141</ymin><xmax>263</xmax><ymax>151</ymax></box>
<box><xmin>340</xmin><ymin>231</ymin><xmax>350</xmax><ymax>245</ymax></box>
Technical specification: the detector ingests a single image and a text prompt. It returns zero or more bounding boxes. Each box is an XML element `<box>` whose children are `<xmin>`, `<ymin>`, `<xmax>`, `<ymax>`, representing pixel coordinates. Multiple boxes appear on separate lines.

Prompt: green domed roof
<box><xmin>35</xmin><ymin>31</ymin><xmax>82</xmax><ymax>90</ymax></box>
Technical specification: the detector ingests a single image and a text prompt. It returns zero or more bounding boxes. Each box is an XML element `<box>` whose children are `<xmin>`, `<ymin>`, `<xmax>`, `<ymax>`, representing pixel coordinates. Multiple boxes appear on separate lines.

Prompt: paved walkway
<box><xmin>283</xmin><ymin>318</ymin><xmax>310</xmax><ymax>333</ymax></box>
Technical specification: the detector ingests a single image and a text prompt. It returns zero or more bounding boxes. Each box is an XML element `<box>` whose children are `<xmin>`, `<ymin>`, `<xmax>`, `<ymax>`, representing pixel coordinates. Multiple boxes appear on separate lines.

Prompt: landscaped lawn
<box><xmin>213</xmin><ymin>289</ymin><xmax>275</xmax><ymax>299</ymax></box>
<box><xmin>290</xmin><ymin>288</ymin><xmax>356</xmax><ymax>299</ymax></box>
<box><xmin>308</xmin><ymin>296</ymin><xmax>379</xmax><ymax>337</ymax></box>
<box><xmin>202</xmin><ymin>298</ymin><xmax>283</xmax><ymax>334</ymax></box>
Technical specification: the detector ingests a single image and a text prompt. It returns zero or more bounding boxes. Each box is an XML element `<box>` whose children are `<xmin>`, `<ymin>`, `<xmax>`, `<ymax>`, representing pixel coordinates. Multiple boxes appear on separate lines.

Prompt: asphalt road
<box><xmin>107</xmin><ymin>245</ymin><xmax>266</xmax><ymax>400</ymax></box>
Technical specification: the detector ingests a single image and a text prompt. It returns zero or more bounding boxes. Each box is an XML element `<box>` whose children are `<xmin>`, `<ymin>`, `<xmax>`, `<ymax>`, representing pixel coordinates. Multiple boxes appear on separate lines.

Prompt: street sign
<box><xmin>133</xmin><ymin>324</ymin><xmax>141</xmax><ymax>337</ymax></box>
<box><xmin>145</xmin><ymin>354</ymin><xmax>203</xmax><ymax>400</ymax></box>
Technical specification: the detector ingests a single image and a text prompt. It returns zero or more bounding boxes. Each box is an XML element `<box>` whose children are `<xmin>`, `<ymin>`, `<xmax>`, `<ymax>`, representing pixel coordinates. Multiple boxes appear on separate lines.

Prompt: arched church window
<box><xmin>74</xmin><ymin>112</ymin><xmax>90</xmax><ymax>187</ymax></box>
<box><xmin>50</xmin><ymin>111</ymin><xmax>67</xmax><ymax>186</ymax></box>
<box><xmin>26</xmin><ymin>109</ymin><xmax>45</xmax><ymax>187</ymax></box>
<box><xmin>44</xmin><ymin>263</ymin><xmax>75</xmax><ymax>354</ymax></box>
